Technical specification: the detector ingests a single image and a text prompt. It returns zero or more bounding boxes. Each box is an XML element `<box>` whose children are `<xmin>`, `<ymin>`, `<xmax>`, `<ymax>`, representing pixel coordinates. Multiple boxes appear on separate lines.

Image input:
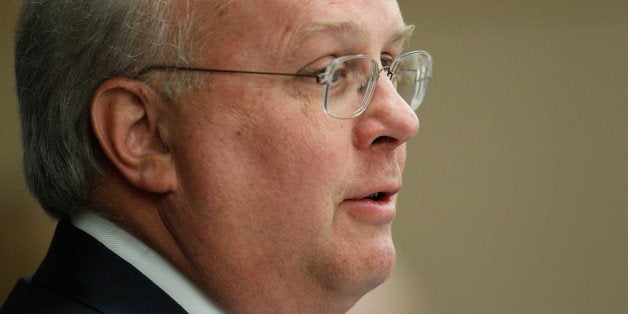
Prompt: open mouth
<box><xmin>345</xmin><ymin>190</ymin><xmax>397</xmax><ymax>224</ymax></box>
<box><xmin>365</xmin><ymin>192</ymin><xmax>385</xmax><ymax>201</ymax></box>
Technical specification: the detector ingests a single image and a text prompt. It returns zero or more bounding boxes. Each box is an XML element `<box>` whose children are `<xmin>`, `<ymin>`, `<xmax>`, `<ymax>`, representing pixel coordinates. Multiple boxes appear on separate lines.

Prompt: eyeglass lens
<box><xmin>323</xmin><ymin>51</ymin><xmax>431</xmax><ymax>119</ymax></box>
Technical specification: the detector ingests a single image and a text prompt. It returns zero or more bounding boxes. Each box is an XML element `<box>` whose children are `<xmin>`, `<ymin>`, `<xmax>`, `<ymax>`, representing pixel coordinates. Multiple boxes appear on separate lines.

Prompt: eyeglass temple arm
<box><xmin>136</xmin><ymin>65</ymin><xmax>322</xmax><ymax>80</ymax></box>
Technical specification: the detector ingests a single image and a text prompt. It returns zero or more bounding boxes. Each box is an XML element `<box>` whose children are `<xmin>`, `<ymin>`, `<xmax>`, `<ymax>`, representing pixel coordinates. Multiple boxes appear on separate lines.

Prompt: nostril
<box><xmin>372</xmin><ymin>136</ymin><xmax>397</xmax><ymax>146</ymax></box>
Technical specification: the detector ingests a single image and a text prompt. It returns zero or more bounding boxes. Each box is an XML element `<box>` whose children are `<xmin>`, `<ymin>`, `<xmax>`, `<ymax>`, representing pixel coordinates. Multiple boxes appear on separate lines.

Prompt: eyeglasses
<box><xmin>137</xmin><ymin>50</ymin><xmax>432</xmax><ymax>119</ymax></box>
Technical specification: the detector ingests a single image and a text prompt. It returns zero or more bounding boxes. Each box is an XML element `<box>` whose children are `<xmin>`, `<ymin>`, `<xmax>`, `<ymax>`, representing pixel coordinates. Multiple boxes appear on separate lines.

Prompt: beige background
<box><xmin>1</xmin><ymin>1</ymin><xmax>626</xmax><ymax>313</ymax></box>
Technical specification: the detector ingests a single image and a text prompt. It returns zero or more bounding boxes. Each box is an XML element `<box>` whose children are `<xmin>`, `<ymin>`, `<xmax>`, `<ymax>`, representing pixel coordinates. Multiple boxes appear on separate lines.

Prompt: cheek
<box><xmin>241</xmin><ymin>112</ymin><xmax>351</xmax><ymax>209</ymax></box>
<box><xmin>238</xmin><ymin>86</ymin><xmax>353</xmax><ymax>195</ymax></box>
<box><xmin>173</xmin><ymin>82</ymin><xmax>353</xmax><ymax>225</ymax></box>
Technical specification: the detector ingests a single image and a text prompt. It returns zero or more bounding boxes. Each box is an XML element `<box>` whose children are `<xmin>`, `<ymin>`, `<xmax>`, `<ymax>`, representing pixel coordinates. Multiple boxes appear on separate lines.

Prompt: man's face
<box><xmin>159</xmin><ymin>0</ymin><xmax>419</xmax><ymax>309</ymax></box>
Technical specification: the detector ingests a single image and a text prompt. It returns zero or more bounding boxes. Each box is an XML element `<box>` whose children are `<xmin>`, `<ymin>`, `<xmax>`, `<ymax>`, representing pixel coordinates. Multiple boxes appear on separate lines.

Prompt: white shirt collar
<box><xmin>71</xmin><ymin>211</ymin><xmax>222</xmax><ymax>314</ymax></box>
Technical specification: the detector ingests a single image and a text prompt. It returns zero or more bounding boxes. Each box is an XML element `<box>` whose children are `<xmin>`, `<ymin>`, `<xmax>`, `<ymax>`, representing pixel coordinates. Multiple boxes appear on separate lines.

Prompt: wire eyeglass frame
<box><xmin>137</xmin><ymin>50</ymin><xmax>432</xmax><ymax>119</ymax></box>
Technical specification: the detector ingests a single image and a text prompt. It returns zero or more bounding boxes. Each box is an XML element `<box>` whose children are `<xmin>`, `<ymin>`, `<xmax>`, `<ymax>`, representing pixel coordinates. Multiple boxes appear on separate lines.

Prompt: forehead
<box><xmin>193</xmin><ymin>0</ymin><xmax>408</xmax><ymax>65</ymax></box>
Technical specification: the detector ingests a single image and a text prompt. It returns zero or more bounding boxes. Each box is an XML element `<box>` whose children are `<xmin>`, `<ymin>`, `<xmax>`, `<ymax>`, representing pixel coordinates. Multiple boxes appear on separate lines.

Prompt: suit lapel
<box><xmin>32</xmin><ymin>220</ymin><xmax>187</xmax><ymax>313</ymax></box>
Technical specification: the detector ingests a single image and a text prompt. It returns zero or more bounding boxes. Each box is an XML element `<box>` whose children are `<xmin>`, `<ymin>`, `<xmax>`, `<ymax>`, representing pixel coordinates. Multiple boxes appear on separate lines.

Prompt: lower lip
<box><xmin>342</xmin><ymin>197</ymin><xmax>397</xmax><ymax>225</ymax></box>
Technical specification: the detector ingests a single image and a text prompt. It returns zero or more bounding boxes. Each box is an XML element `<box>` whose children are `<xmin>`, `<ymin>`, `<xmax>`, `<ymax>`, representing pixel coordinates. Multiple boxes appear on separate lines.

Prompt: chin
<box><xmin>313</xmin><ymin>235</ymin><xmax>397</xmax><ymax>299</ymax></box>
<box><xmin>359</xmin><ymin>240</ymin><xmax>397</xmax><ymax>292</ymax></box>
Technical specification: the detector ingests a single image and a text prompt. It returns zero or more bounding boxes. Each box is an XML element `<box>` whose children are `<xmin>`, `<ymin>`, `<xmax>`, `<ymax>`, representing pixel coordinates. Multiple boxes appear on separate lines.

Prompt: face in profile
<box><xmin>158</xmin><ymin>0</ymin><xmax>419</xmax><ymax>309</ymax></box>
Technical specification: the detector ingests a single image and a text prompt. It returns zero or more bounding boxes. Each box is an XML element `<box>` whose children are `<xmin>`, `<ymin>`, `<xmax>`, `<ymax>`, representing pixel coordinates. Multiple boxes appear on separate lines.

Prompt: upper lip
<box><xmin>347</xmin><ymin>181</ymin><xmax>402</xmax><ymax>201</ymax></box>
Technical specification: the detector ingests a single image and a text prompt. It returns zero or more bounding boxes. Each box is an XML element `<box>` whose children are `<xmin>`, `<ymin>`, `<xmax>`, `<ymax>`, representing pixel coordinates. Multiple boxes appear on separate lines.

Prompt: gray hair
<box><xmin>15</xmin><ymin>0</ymin><xmax>200</xmax><ymax>218</ymax></box>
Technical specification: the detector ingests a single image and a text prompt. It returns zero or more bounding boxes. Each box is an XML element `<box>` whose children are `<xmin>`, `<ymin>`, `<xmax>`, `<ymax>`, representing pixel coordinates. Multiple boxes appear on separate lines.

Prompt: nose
<box><xmin>352</xmin><ymin>75</ymin><xmax>420</xmax><ymax>151</ymax></box>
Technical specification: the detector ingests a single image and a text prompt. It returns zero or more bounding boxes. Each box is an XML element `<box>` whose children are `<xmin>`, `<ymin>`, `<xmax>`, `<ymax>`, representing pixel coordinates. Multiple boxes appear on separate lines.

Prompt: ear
<box><xmin>91</xmin><ymin>78</ymin><xmax>176</xmax><ymax>193</ymax></box>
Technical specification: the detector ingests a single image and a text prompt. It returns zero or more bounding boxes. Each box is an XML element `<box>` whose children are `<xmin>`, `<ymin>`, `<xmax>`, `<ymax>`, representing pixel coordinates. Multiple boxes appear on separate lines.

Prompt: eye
<box><xmin>330</xmin><ymin>66</ymin><xmax>348</xmax><ymax>83</ymax></box>
<box><xmin>311</xmin><ymin>67</ymin><xmax>327</xmax><ymax>76</ymax></box>
<box><xmin>380</xmin><ymin>55</ymin><xmax>394</xmax><ymax>68</ymax></box>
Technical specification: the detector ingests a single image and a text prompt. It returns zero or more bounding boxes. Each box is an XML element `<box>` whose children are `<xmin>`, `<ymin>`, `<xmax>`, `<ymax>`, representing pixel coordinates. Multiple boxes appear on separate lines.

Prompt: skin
<box><xmin>91</xmin><ymin>0</ymin><xmax>419</xmax><ymax>312</ymax></box>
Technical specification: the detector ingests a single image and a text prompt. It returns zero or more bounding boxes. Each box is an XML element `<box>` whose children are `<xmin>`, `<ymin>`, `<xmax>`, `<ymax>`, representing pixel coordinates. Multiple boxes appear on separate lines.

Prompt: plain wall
<box><xmin>1</xmin><ymin>1</ymin><xmax>626</xmax><ymax>313</ymax></box>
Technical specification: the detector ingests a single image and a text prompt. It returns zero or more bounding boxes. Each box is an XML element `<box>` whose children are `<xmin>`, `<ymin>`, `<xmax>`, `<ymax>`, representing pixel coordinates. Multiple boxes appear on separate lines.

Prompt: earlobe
<box><xmin>91</xmin><ymin>78</ymin><xmax>176</xmax><ymax>193</ymax></box>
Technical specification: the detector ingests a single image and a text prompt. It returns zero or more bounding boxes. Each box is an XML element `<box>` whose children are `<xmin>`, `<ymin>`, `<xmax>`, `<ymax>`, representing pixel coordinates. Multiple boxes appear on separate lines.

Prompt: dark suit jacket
<box><xmin>1</xmin><ymin>220</ymin><xmax>187</xmax><ymax>313</ymax></box>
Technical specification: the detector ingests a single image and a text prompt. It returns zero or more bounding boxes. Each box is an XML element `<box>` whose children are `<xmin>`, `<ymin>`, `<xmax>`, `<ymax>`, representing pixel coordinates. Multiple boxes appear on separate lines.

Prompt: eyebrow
<box><xmin>297</xmin><ymin>21</ymin><xmax>415</xmax><ymax>49</ymax></box>
<box><xmin>390</xmin><ymin>24</ymin><xmax>415</xmax><ymax>48</ymax></box>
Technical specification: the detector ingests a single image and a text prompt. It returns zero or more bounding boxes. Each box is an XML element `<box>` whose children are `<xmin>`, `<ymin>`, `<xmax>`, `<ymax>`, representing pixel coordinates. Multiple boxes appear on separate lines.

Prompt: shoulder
<box><xmin>1</xmin><ymin>277</ymin><xmax>98</xmax><ymax>313</ymax></box>
<box><xmin>2</xmin><ymin>220</ymin><xmax>187</xmax><ymax>313</ymax></box>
